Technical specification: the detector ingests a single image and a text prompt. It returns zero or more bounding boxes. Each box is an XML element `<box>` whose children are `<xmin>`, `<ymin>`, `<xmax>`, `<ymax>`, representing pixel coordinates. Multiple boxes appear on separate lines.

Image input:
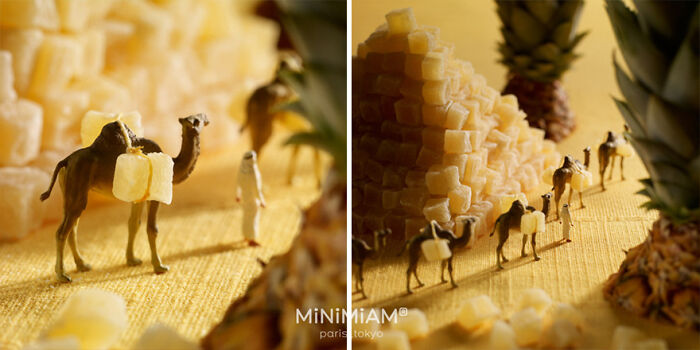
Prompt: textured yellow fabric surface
<box><xmin>352</xmin><ymin>0</ymin><xmax>699</xmax><ymax>349</ymax></box>
<box><xmin>0</xmin><ymin>133</ymin><xmax>325</xmax><ymax>349</ymax></box>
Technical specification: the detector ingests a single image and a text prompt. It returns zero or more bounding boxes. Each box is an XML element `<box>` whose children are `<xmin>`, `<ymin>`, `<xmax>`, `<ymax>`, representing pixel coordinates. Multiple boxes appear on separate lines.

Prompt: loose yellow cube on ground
<box><xmin>391</xmin><ymin>308</ymin><xmax>429</xmax><ymax>340</ymax></box>
<box><xmin>0</xmin><ymin>28</ymin><xmax>44</xmax><ymax>94</ymax></box>
<box><xmin>635</xmin><ymin>339</ymin><xmax>668</xmax><ymax>350</ymax></box>
<box><xmin>132</xmin><ymin>323</ymin><xmax>198</xmax><ymax>350</ymax></box>
<box><xmin>422</xmin><ymin>103</ymin><xmax>449</xmax><ymax>126</ymax></box>
<box><xmin>444</xmin><ymin>102</ymin><xmax>468</xmax><ymax>130</ymax></box>
<box><xmin>517</xmin><ymin>288</ymin><xmax>552</xmax><ymax>314</ymax></box>
<box><xmin>81</xmin><ymin>110</ymin><xmax>143</xmax><ymax>147</ymax></box>
<box><xmin>456</xmin><ymin>295</ymin><xmax>500</xmax><ymax>331</ymax></box>
<box><xmin>425</xmin><ymin>165</ymin><xmax>459</xmax><ymax>195</ymax></box>
<box><xmin>509</xmin><ymin>307</ymin><xmax>543</xmax><ymax>346</ymax></box>
<box><xmin>571</xmin><ymin>170</ymin><xmax>593</xmax><ymax>191</ymax></box>
<box><xmin>385</xmin><ymin>8</ymin><xmax>416</xmax><ymax>36</ymax></box>
<box><xmin>0</xmin><ymin>51</ymin><xmax>16</xmax><ymax>103</ymax></box>
<box><xmin>423</xmin><ymin>197</ymin><xmax>451</xmax><ymax>222</ymax></box>
<box><xmin>45</xmin><ymin>289</ymin><xmax>127</xmax><ymax>350</ymax></box>
<box><xmin>542</xmin><ymin>319</ymin><xmax>581</xmax><ymax>349</ymax></box>
<box><xmin>444</xmin><ymin>130</ymin><xmax>472</xmax><ymax>154</ymax></box>
<box><xmin>377</xmin><ymin>330</ymin><xmax>410</xmax><ymax>350</ymax></box>
<box><xmin>421</xmin><ymin>236</ymin><xmax>451</xmax><ymax>261</ymax></box>
<box><xmin>0</xmin><ymin>167</ymin><xmax>49</xmax><ymax>241</ymax></box>
<box><xmin>146</xmin><ymin>152</ymin><xmax>174</xmax><ymax>204</ymax></box>
<box><xmin>422</xmin><ymin>127</ymin><xmax>445</xmax><ymax>151</ymax></box>
<box><xmin>29</xmin><ymin>35</ymin><xmax>81</xmax><ymax>98</ymax></box>
<box><xmin>0</xmin><ymin>99</ymin><xmax>43</xmax><ymax>166</ymax></box>
<box><xmin>423</xmin><ymin>80</ymin><xmax>449</xmax><ymax>105</ymax></box>
<box><xmin>407</xmin><ymin>30</ymin><xmax>435</xmax><ymax>54</ymax></box>
<box><xmin>113</xmin><ymin>152</ymin><xmax>150</xmax><ymax>202</ymax></box>
<box><xmin>489</xmin><ymin>320</ymin><xmax>518</xmax><ymax>350</ymax></box>
<box><xmin>448</xmin><ymin>185</ymin><xmax>471</xmax><ymax>214</ymax></box>
<box><xmin>611</xmin><ymin>326</ymin><xmax>646</xmax><ymax>350</ymax></box>
<box><xmin>394</xmin><ymin>98</ymin><xmax>422</xmax><ymax>126</ymax></box>
<box><xmin>0</xmin><ymin>0</ymin><xmax>59</xmax><ymax>29</ymax></box>
<box><xmin>547</xmin><ymin>303</ymin><xmax>584</xmax><ymax>330</ymax></box>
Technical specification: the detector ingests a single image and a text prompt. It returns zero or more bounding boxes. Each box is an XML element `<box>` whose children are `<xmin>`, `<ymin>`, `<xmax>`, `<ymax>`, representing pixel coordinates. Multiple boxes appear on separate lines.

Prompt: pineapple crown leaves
<box><xmin>496</xmin><ymin>0</ymin><xmax>587</xmax><ymax>82</ymax></box>
<box><xmin>606</xmin><ymin>0</ymin><xmax>699</xmax><ymax>222</ymax></box>
<box><xmin>274</xmin><ymin>0</ymin><xmax>347</xmax><ymax>176</ymax></box>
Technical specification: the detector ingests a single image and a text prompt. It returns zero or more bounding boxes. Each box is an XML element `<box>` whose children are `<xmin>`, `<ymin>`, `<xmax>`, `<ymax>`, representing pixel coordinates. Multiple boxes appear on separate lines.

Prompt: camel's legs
<box><xmin>447</xmin><ymin>257</ymin><xmax>457</xmax><ymax>288</ymax></box>
<box><xmin>286</xmin><ymin>145</ymin><xmax>300</xmax><ymax>185</ymax></box>
<box><xmin>67</xmin><ymin>219</ymin><xmax>91</xmax><ymax>272</ymax></box>
<box><xmin>608</xmin><ymin>157</ymin><xmax>615</xmax><ymax>180</ymax></box>
<box><xmin>579</xmin><ymin>191</ymin><xmax>585</xmax><ymax>208</ymax></box>
<box><xmin>567</xmin><ymin>185</ymin><xmax>574</xmax><ymax>205</ymax></box>
<box><xmin>600</xmin><ymin>165</ymin><xmax>607</xmax><ymax>191</ymax></box>
<box><xmin>313</xmin><ymin>148</ymin><xmax>322</xmax><ymax>189</ymax></box>
<box><xmin>440</xmin><ymin>260</ymin><xmax>447</xmax><ymax>283</ymax></box>
<box><xmin>532</xmin><ymin>232</ymin><xmax>540</xmax><ymax>261</ymax></box>
<box><xmin>127</xmin><ymin>202</ymin><xmax>145</xmax><ymax>266</ymax></box>
<box><xmin>521</xmin><ymin>234</ymin><xmax>529</xmax><ymax>257</ymax></box>
<box><xmin>414</xmin><ymin>269</ymin><xmax>424</xmax><ymax>287</ymax></box>
<box><xmin>146</xmin><ymin>201</ymin><xmax>169</xmax><ymax>274</ymax></box>
<box><xmin>496</xmin><ymin>238</ymin><xmax>506</xmax><ymax>269</ymax></box>
<box><xmin>55</xmin><ymin>214</ymin><xmax>78</xmax><ymax>282</ymax></box>
<box><xmin>358</xmin><ymin>262</ymin><xmax>366</xmax><ymax>298</ymax></box>
<box><xmin>620</xmin><ymin>157</ymin><xmax>625</xmax><ymax>180</ymax></box>
<box><xmin>406</xmin><ymin>269</ymin><xmax>413</xmax><ymax>294</ymax></box>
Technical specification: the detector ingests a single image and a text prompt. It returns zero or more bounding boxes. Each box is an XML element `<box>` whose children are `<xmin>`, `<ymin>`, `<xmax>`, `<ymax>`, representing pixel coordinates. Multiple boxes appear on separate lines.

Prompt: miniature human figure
<box><xmin>541</xmin><ymin>192</ymin><xmax>553</xmax><ymax>220</ymax></box>
<box><xmin>598</xmin><ymin>131</ymin><xmax>631</xmax><ymax>190</ymax></box>
<box><xmin>352</xmin><ymin>229</ymin><xmax>390</xmax><ymax>298</ymax></box>
<box><xmin>40</xmin><ymin>114</ymin><xmax>209</xmax><ymax>282</ymax></box>
<box><xmin>560</xmin><ymin>204</ymin><xmax>574</xmax><ymax>242</ymax></box>
<box><xmin>236</xmin><ymin>151</ymin><xmax>266</xmax><ymax>246</ymax></box>
<box><xmin>490</xmin><ymin>200</ymin><xmax>527</xmax><ymax>269</ymax></box>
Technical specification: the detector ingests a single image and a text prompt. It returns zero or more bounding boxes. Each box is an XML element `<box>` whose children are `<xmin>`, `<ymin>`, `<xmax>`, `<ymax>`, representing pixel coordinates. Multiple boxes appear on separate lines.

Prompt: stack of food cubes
<box><xmin>0</xmin><ymin>0</ymin><xmax>279</xmax><ymax>240</ymax></box>
<box><xmin>351</xmin><ymin>8</ymin><xmax>560</xmax><ymax>240</ymax></box>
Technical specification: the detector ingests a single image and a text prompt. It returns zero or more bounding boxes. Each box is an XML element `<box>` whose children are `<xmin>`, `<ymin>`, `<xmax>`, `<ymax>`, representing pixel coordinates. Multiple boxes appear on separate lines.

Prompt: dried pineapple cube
<box><xmin>74</xmin><ymin>30</ymin><xmax>105</xmax><ymax>78</ymax></box>
<box><xmin>443</xmin><ymin>154</ymin><xmax>468</xmax><ymax>180</ymax></box>
<box><xmin>132</xmin><ymin>323</ymin><xmax>197</xmax><ymax>350</ymax></box>
<box><xmin>405</xmin><ymin>216</ymin><xmax>428</xmax><ymax>238</ymax></box>
<box><xmin>400</xmin><ymin>126</ymin><xmax>422</xmax><ymax>143</ymax></box>
<box><xmin>391</xmin><ymin>308</ymin><xmax>429</xmax><ymax>340</ymax></box>
<box><xmin>45</xmin><ymin>289</ymin><xmax>127</xmax><ymax>350</ymax></box>
<box><xmin>24</xmin><ymin>337</ymin><xmax>81</xmax><ymax>350</ymax></box>
<box><xmin>422</xmin><ymin>52</ymin><xmax>446</xmax><ymax>80</ymax></box>
<box><xmin>462</xmin><ymin>100</ymin><xmax>481</xmax><ymax>130</ymax></box>
<box><xmin>548</xmin><ymin>303</ymin><xmax>584</xmax><ymax>330</ymax></box>
<box><xmin>375</xmin><ymin>74</ymin><xmax>403</xmax><ymax>97</ymax></box>
<box><xmin>376</xmin><ymin>140</ymin><xmax>399</xmax><ymax>162</ymax></box>
<box><xmin>29</xmin><ymin>35</ymin><xmax>81</xmax><ymax>98</ymax></box>
<box><xmin>489</xmin><ymin>320</ymin><xmax>518</xmax><ymax>350</ymax></box>
<box><xmin>497</xmin><ymin>193</ymin><xmax>527</xmax><ymax>215</ymax></box>
<box><xmin>73</xmin><ymin>76</ymin><xmax>132</xmax><ymax>112</ymax></box>
<box><xmin>423</xmin><ymin>197</ymin><xmax>451</xmax><ymax>222</ymax></box>
<box><xmin>404</xmin><ymin>170</ymin><xmax>425</xmax><ymax>187</ymax></box>
<box><xmin>0</xmin><ymin>99</ymin><xmax>43</xmax><ymax>166</ymax></box>
<box><xmin>382</xmin><ymin>167</ymin><xmax>404</xmax><ymax>188</ymax></box>
<box><xmin>404</xmin><ymin>54</ymin><xmax>423</xmax><ymax>80</ymax></box>
<box><xmin>425</xmin><ymin>165</ymin><xmax>459</xmax><ymax>195</ymax></box>
<box><xmin>423</xmin><ymin>80</ymin><xmax>449</xmax><ymax>105</ymax></box>
<box><xmin>444</xmin><ymin>130</ymin><xmax>472</xmax><ymax>154</ymax></box>
<box><xmin>394</xmin><ymin>98</ymin><xmax>422</xmax><ymax>126</ymax></box>
<box><xmin>0</xmin><ymin>51</ymin><xmax>16</xmax><ymax>103</ymax></box>
<box><xmin>611</xmin><ymin>326</ymin><xmax>646</xmax><ymax>350</ymax></box>
<box><xmin>509</xmin><ymin>307</ymin><xmax>543</xmax><ymax>346</ymax></box>
<box><xmin>364</xmin><ymin>52</ymin><xmax>385</xmax><ymax>74</ymax></box>
<box><xmin>422</xmin><ymin>127</ymin><xmax>445</xmax><ymax>151</ymax></box>
<box><xmin>359</xmin><ymin>134</ymin><xmax>381</xmax><ymax>154</ymax></box>
<box><xmin>571</xmin><ymin>170</ymin><xmax>593</xmax><ymax>191</ymax></box>
<box><xmin>544</xmin><ymin>152</ymin><xmax>561</xmax><ymax>170</ymax></box>
<box><xmin>364</xmin><ymin>183</ymin><xmax>383</xmax><ymax>207</ymax></box>
<box><xmin>146</xmin><ymin>152</ymin><xmax>173</xmax><ymax>204</ymax></box>
<box><xmin>381</xmin><ymin>52</ymin><xmax>405</xmax><ymax>73</ymax></box>
<box><xmin>401</xmin><ymin>187</ymin><xmax>429</xmax><ymax>216</ymax></box>
<box><xmin>517</xmin><ymin>288</ymin><xmax>552</xmax><ymax>314</ymax></box>
<box><xmin>635</xmin><ymin>339</ymin><xmax>668</xmax><ymax>350</ymax></box>
<box><xmin>616</xmin><ymin>142</ymin><xmax>634</xmax><ymax>157</ymax></box>
<box><xmin>55</xmin><ymin>0</ymin><xmax>90</xmax><ymax>32</ymax></box>
<box><xmin>80</xmin><ymin>110</ymin><xmax>143</xmax><ymax>147</ymax></box>
<box><xmin>380</xmin><ymin>121</ymin><xmax>402</xmax><ymax>140</ymax></box>
<box><xmin>422</xmin><ymin>103</ymin><xmax>449</xmax><ymax>126</ymax></box>
<box><xmin>494</xmin><ymin>103</ymin><xmax>521</xmax><ymax>128</ymax></box>
<box><xmin>0</xmin><ymin>167</ymin><xmax>49</xmax><ymax>241</ymax></box>
<box><xmin>112</xmin><ymin>153</ymin><xmax>148</xmax><ymax>203</ymax></box>
<box><xmin>383</xmin><ymin>190</ymin><xmax>401</xmax><ymax>209</ymax></box>
<box><xmin>448</xmin><ymin>185</ymin><xmax>472</xmax><ymax>214</ymax></box>
<box><xmin>444</xmin><ymin>102</ymin><xmax>468</xmax><ymax>130</ymax></box>
<box><xmin>542</xmin><ymin>319</ymin><xmax>581</xmax><ymax>349</ymax></box>
<box><xmin>365</xmin><ymin>159</ymin><xmax>383</xmax><ymax>183</ymax></box>
<box><xmin>357</xmin><ymin>43</ymin><xmax>369</xmax><ymax>59</ymax></box>
<box><xmin>0</xmin><ymin>0</ymin><xmax>59</xmax><ymax>29</ymax></box>
<box><xmin>407</xmin><ymin>30</ymin><xmax>435</xmax><ymax>54</ymax></box>
<box><xmin>464</xmin><ymin>155</ymin><xmax>482</xmax><ymax>182</ymax></box>
<box><xmin>416</xmin><ymin>146</ymin><xmax>442</xmax><ymax>169</ymax></box>
<box><xmin>421</xmin><ymin>235</ymin><xmax>451</xmax><ymax>261</ymax></box>
<box><xmin>399</xmin><ymin>78</ymin><xmax>423</xmax><ymax>100</ymax></box>
<box><xmin>0</xmin><ymin>29</ymin><xmax>44</xmax><ymax>94</ymax></box>
<box><xmin>457</xmin><ymin>295</ymin><xmax>500</xmax><ymax>331</ymax></box>
<box><xmin>376</xmin><ymin>330</ymin><xmax>410</xmax><ymax>350</ymax></box>
<box><xmin>487</xmin><ymin>129</ymin><xmax>511</xmax><ymax>150</ymax></box>
<box><xmin>385</xmin><ymin>8</ymin><xmax>416</xmax><ymax>36</ymax></box>
<box><xmin>397</xmin><ymin>143</ymin><xmax>419</xmax><ymax>166</ymax></box>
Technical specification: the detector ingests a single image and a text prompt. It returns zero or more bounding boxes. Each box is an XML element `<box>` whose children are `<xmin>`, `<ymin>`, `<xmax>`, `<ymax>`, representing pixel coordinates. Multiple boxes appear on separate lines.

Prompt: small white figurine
<box><xmin>236</xmin><ymin>150</ymin><xmax>266</xmax><ymax>246</ymax></box>
<box><xmin>559</xmin><ymin>204</ymin><xmax>573</xmax><ymax>242</ymax></box>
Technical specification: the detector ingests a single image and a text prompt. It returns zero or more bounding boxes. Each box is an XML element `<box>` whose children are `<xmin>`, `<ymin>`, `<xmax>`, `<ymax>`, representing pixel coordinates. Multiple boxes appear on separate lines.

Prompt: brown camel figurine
<box><xmin>552</xmin><ymin>147</ymin><xmax>590</xmax><ymax>218</ymax></box>
<box><xmin>241</xmin><ymin>53</ymin><xmax>321</xmax><ymax>187</ymax></box>
<box><xmin>400</xmin><ymin>217</ymin><xmax>475</xmax><ymax>294</ymax></box>
<box><xmin>598</xmin><ymin>131</ymin><xmax>631</xmax><ymax>190</ymax></box>
<box><xmin>490</xmin><ymin>200</ymin><xmax>529</xmax><ymax>269</ymax></box>
<box><xmin>352</xmin><ymin>229</ymin><xmax>390</xmax><ymax>298</ymax></box>
<box><xmin>541</xmin><ymin>192</ymin><xmax>553</xmax><ymax>220</ymax></box>
<box><xmin>40</xmin><ymin>114</ymin><xmax>209</xmax><ymax>282</ymax></box>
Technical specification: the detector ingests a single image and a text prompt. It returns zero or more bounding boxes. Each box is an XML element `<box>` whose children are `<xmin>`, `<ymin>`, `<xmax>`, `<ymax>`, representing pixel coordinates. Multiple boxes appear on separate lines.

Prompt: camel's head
<box><xmin>510</xmin><ymin>199</ymin><xmax>526</xmax><ymax>215</ymax></box>
<box><xmin>583</xmin><ymin>146</ymin><xmax>591</xmax><ymax>155</ymax></box>
<box><xmin>179</xmin><ymin>113</ymin><xmax>209</xmax><ymax>133</ymax></box>
<box><xmin>374</xmin><ymin>228</ymin><xmax>391</xmax><ymax>250</ymax></box>
<box><xmin>562</xmin><ymin>155</ymin><xmax>574</xmax><ymax>167</ymax></box>
<box><xmin>542</xmin><ymin>192</ymin><xmax>552</xmax><ymax>201</ymax></box>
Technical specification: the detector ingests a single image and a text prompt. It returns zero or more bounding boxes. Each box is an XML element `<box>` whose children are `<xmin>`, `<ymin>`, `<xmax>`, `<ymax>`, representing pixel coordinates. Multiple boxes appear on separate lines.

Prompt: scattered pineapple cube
<box><xmin>448</xmin><ymin>185</ymin><xmax>471</xmax><ymax>214</ymax></box>
<box><xmin>0</xmin><ymin>28</ymin><xmax>44</xmax><ymax>94</ymax></box>
<box><xmin>547</xmin><ymin>302</ymin><xmax>584</xmax><ymax>330</ymax></box>
<box><xmin>541</xmin><ymin>319</ymin><xmax>581</xmax><ymax>349</ymax></box>
<box><xmin>444</xmin><ymin>130</ymin><xmax>472</xmax><ymax>154</ymax></box>
<box><xmin>22</xmin><ymin>336</ymin><xmax>80</xmax><ymax>350</ymax></box>
<box><xmin>382</xmin><ymin>52</ymin><xmax>405</xmax><ymax>73</ymax></box>
<box><xmin>0</xmin><ymin>0</ymin><xmax>59</xmax><ymax>29</ymax></box>
<box><xmin>55</xmin><ymin>0</ymin><xmax>90</xmax><ymax>32</ymax></box>
<box><xmin>0</xmin><ymin>99</ymin><xmax>43</xmax><ymax>166</ymax></box>
<box><xmin>420</xmin><ymin>235</ymin><xmax>451</xmax><ymax>262</ymax></box>
<box><xmin>423</xmin><ymin>197</ymin><xmax>451</xmax><ymax>222</ymax></box>
<box><xmin>74</xmin><ymin>30</ymin><xmax>106</xmax><ymax>77</ymax></box>
<box><xmin>391</xmin><ymin>308</ymin><xmax>429</xmax><ymax>340</ymax></box>
<box><xmin>635</xmin><ymin>339</ymin><xmax>668</xmax><ymax>350</ymax></box>
<box><xmin>44</xmin><ymin>289</ymin><xmax>127</xmax><ymax>350</ymax></box>
<box><xmin>376</xmin><ymin>139</ymin><xmax>399</xmax><ymax>162</ymax></box>
<box><xmin>397</xmin><ymin>142</ymin><xmax>419</xmax><ymax>166</ymax></box>
<box><xmin>0</xmin><ymin>51</ymin><xmax>17</xmax><ymax>102</ymax></box>
<box><xmin>375</xmin><ymin>74</ymin><xmax>403</xmax><ymax>97</ymax></box>
<box><xmin>382</xmin><ymin>167</ymin><xmax>404</xmax><ymax>188</ymax></box>
<box><xmin>377</xmin><ymin>330</ymin><xmax>410</xmax><ymax>350</ymax></box>
<box><xmin>509</xmin><ymin>307</ymin><xmax>543</xmax><ymax>346</ymax></box>
<box><xmin>132</xmin><ymin>323</ymin><xmax>198</xmax><ymax>350</ymax></box>
<box><xmin>517</xmin><ymin>288</ymin><xmax>552</xmax><ymax>314</ymax></box>
<box><xmin>489</xmin><ymin>320</ymin><xmax>518</xmax><ymax>350</ymax></box>
<box><xmin>425</xmin><ymin>165</ymin><xmax>459</xmax><ymax>195</ymax></box>
<box><xmin>385</xmin><ymin>8</ymin><xmax>416</xmax><ymax>36</ymax></box>
<box><xmin>610</xmin><ymin>326</ymin><xmax>646</xmax><ymax>350</ymax></box>
<box><xmin>422</xmin><ymin>52</ymin><xmax>446</xmax><ymax>80</ymax></box>
<box><xmin>80</xmin><ymin>110</ymin><xmax>143</xmax><ymax>147</ymax></box>
<box><xmin>0</xmin><ymin>167</ymin><xmax>49</xmax><ymax>241</ymax></box>
<box><xmin>29</xmin><ymin>34</ymin><xmax>81</xmax><ymax>98</ymax></box>
<box><xmin>456</xmin><ymin>295</ymin><xmax>500</xmax><ymax>331</ymax></box>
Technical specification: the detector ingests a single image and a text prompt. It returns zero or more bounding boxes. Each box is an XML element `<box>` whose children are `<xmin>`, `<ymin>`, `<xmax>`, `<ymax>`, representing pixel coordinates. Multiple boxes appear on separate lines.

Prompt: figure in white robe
<box><xmin>559</xmin><ymin>203</ymin><xmax>573</xmax><ymax>242</ymax></box>
<box><xmin>236</xmin><ymin>150</ymin><xmax>266</xmax><ymax>246</ymax></box>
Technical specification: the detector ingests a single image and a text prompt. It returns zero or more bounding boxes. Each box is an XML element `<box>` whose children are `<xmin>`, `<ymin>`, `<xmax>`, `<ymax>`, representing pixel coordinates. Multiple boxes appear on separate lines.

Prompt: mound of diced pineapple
<box><xmin>0</xmin><ymin>0</ymin><xmax>279</xmax><ymax>240</ymax></box>
<box><xmin>352</xmin><ymin>8</ymin><xmax>560</xmax><ymax>241</ymax></box>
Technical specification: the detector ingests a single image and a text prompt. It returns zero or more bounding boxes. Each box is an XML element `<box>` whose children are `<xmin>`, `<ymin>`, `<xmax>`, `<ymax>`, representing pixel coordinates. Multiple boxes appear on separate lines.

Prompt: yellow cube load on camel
<box><xmin>571</xmin><ymin>170</ymin><xmax>593</xmax><ymax>192</ymax></box>
<box><xmin>113</xmin><ymin>151</ymin><xmax>173</xmax><ymax>204</ymax></box>
<box><xmin>520</xmin><ymin>211</ymin><xmax>545</xmax><ymax>235</ymax></box>
<box><xmin>80</xmin><ymin>110</ymin><xmax>143</xmax><ymax>147</ymax></box>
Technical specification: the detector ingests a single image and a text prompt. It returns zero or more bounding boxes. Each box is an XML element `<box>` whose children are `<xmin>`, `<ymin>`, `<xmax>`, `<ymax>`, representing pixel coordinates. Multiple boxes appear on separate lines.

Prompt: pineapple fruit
<box><xmin>0</xmin><ymin>0</ymin><xmax>279</xmax><ymax>240</ymax></box>
<box><xmin>352</xmin><ymin>8</ymin><xmax>560</xmax><ymax>241</ymax></box>
<box><xmin>496</xmin><ymin>0</ymin><xmax>587</xmax><ymax>142</ymax></box>
<box><xmin>603</xmin><ymin>0</ymin><xmax>699</xmax><ymax>330</ymax></box>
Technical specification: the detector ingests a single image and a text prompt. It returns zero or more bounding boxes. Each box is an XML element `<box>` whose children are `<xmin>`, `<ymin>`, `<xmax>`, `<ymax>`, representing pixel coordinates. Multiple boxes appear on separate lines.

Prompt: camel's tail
<box><xmin>490</xmin><ymin>215</ymin><xmax>504</xmax><ymax>237</ymax></box>
<box><xmin>40</xmin><ymin>158</ymin><xmax>68</xmax><ymax>201</ymax></box>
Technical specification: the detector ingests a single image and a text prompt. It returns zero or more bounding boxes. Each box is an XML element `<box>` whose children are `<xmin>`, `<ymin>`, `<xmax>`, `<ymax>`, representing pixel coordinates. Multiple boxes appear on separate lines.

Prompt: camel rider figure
<box><xmin>236</xmin><ymin>150</ymin><xmax>266</xmax><ymax>246</ymax></box>
<box><xmin>560</xmin><ymin>203</ymin><xmax>573</xmax><ymax>242</ymax></box>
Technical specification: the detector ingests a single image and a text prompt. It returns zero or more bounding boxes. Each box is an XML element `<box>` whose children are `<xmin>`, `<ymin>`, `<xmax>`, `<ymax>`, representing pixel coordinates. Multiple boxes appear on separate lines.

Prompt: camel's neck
<box><xmin>584</xmin><ymin>153</ymin><xmax>590</xmax><ymax>168</ymax></box>
<box><xmin>173</xmin><ymin>127</ymin><xmax>200</xmax><ymax>184</ymax></box>
<box><xmin>372</xmin><ymin>233</ymin><xmax>380</xmax><ymax>255</ymax></box>
<box><xmin>455</xmin><ymin>225</ymin><xmax>472</xmax><ymax>248</ymax></box>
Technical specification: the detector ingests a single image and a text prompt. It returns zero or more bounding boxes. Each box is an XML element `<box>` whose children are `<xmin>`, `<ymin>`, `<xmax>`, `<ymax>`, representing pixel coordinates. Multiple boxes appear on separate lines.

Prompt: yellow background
<box><xmin>352</xmin><ymin>0</ymin><xmax>699</xmax><ymax>349</ymax></box>
<box><xmin>0</xmin><ymin>133</ymin><xmax>325</xmax><ymax>349</ymax></box>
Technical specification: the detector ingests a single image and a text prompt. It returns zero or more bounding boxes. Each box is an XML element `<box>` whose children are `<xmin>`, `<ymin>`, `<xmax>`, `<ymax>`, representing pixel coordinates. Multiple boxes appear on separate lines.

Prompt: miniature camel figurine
<box><xmin>352</xmin><ymin>228</ymin><xmax>390</xmax><ymax>298</ymax></box>
<box><xmin>40</xmin><ymin>114</ymin><xmax>209</xmax><ymax>282</ymax></box>
<box><xmin>400</xmin><ymin>218</ymin><xmax>475</xmax><ymax>294</ymax></box>
<box><xmin>552</xmin><ymin>147</ymin><xmax>590</xmax><ymax>218</ymax></box>
<box><xmin>541</xmin><ymin>192</ymin><xmax>553</xmax><ymax>220</ymax></box>
<box><xmin>490</xmin><ymin>200</ymin><xmax>533</xmax><ymax>269</ymax></box>
<box><xmin>241</xmin><ymin>53</ymin><xmax>321</xmax><ymax>187</ymax></box>
<box><xmin>598</xmin><ymin>131</ymin><xmax>629</xmax><ymax>190</ymax></box>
